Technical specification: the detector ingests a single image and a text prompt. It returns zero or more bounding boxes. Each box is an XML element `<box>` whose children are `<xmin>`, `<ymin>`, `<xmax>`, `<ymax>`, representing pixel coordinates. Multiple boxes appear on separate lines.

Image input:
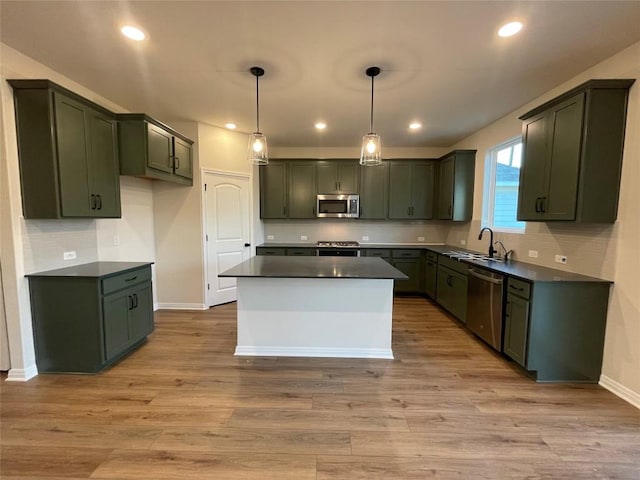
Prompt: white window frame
<box><xmin>482</xmin><ymin>136</ymin><xmax>526</xmax><ymax>234</ymax></box>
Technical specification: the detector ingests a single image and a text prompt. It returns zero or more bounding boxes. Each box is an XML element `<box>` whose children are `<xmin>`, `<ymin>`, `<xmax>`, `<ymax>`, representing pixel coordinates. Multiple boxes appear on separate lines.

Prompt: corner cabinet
<box><xmin>9</xmin><ymin>79</ymin><xmax>121</xmax><ymax>219</ymax></box>
<box><xmin>117</xmin><ymin>114</ymin><xmax>194</xmax><ymax>186</ymax></box>
<box><xmin>27</xmin><ymin>262</ymin><xmax>154</xmax><ymax>373</ymax></box>
<box><xmin>388</xmin><ymin>160</ymin><xmax>435</xmax><ymax>219</ymax></box>
<box><xmin>436</xmin><ymin>150</ymin><xmax>476</xmax><ymax>221</ymax></box>
<box><xmin>517</xmin><ymin>79</ymin><xmax>634</xmax><ymax>223</ymax></box>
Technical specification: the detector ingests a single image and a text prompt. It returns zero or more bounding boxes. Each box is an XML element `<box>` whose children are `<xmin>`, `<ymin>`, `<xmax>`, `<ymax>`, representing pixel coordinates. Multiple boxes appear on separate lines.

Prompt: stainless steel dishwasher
<box><xmin>466</xmin><ymin>266</ymin><xmax>505</xmax><ymax>351</ymax></box>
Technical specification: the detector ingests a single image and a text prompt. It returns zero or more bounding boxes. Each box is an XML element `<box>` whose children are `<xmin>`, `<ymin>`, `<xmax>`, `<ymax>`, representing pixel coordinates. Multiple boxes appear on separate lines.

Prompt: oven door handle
<box><xmin>468</xmin><ymin>268</ymin><xmax>503</xmax><ymax>285</ymax></box>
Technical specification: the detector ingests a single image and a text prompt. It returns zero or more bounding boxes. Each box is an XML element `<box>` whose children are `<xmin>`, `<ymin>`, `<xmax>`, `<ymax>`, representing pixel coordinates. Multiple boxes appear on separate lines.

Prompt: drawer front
<box><xmin>364</xmin><ymin>249</ymin><xmax>391</xmax><ymax>258</ymax></box>
<box><xmin>507</xmin><ymin>277</ymin><xmax>531</xmax><ymax>299</ymax></box>
<box><xmin>256</xmin><ymin>247</ymin><xmax>286</xmax><ymax>256</ymax></box>
<box><xmin>102</xmin><ymin>266</ymin><xmax>152</xmax><ymax>295</ymax></box>
<box><xmin>437</xmin><ymin>255</ymin><xmax>468</xmax><ymax>275</ymax></box>
<box><xmin>426</xmin><ymin>251</ymin><xmax>438</xmax><ymax>263</ymax></box>
<box><xmin>287</xmin><ymin>248</ymin><xmax>317</xmax><ymax>256</ymax></box>
<box><xmin>392</xmin><ymin>249</ymin><xmax>422</xmax><ymax>259</ymax></box>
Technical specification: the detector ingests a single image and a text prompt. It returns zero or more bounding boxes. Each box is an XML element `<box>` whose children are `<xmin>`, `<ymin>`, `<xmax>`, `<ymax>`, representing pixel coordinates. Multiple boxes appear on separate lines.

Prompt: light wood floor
<box><xmin>1</xmin><ymin>297</ymin><xmax>639</xmax><ymax>479</ymax></box>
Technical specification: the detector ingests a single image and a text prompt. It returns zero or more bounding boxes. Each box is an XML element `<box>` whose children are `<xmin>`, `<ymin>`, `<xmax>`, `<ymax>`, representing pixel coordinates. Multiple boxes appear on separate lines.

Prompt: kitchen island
<box><xmin>219</xmin><ymin>256</ymin><xmax>407</xmax><ymax>359</ymax></box>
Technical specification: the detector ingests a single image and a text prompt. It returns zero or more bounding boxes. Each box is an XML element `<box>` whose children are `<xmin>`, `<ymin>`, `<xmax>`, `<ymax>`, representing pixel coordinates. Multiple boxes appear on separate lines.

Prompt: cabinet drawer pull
<box><xmin>540</xmin><ymin>196</ymin><xmax>547</xmax><ymax>213</ymax></box>
<box><xmin>125</xmin><ymin>276</ymin><xmax>138</xmax><ymax>282</ymax></box>
<box><xmin>510</xmin><ymin>285</ymin><xmax>525</xmax><ymax>291</ymax></box>
<box><xmin>535</xmin><ymin>197</ymin><xmax>542</xmax><ymax>213</ymax></box>
<box><xmin>90</xmin><ymin>194</ymin><xmax>97</xmax><ymax>210</ymax></box>
<box><xmin>96</xmin><ymin>194</ymin><xmax>102</xmax><ymax>210</ymax></box>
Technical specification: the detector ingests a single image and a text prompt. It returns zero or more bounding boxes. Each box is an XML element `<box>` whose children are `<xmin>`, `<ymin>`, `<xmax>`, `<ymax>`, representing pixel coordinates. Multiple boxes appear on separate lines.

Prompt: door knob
<box><xmin>244</xmin><ymin>243</ymin><xmax>251</xmax><ymax>247</ymax></box>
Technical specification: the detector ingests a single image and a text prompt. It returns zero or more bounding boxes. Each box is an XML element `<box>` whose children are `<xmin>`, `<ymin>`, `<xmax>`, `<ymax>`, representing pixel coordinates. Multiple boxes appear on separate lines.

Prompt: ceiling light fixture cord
<box><xmin>255</xmin><ymin>72</ymin><xmax>260</xmax><ymax>132</ymax></box>
<box><xmin>370</xmin><ymin>73</ymin><xmax>374</xmax><ymax>133</ymax></box>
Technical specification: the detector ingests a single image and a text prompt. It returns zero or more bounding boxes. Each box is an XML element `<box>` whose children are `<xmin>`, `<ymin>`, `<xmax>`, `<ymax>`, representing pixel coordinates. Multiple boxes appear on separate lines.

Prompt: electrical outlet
<box><xmin>113</xmin><ymin>235</ymin><xmax>120</xmax><ymax>246</ymax></box>
<box><xmin>460</xmin><ymin>239</ymin><xmax>466</xmax><ymax>245</ymax></box>
<box><xmin>418</xmin><ymin>236</ymin><xmax>425</xmax><ymax>242</ymax></box>
<box><xmin>267</xmin><ymin>235</ymin><xmax>275</xmax><ymax>240</ymax></box>
<box><xmin>555</xmin><ymin>254</ymin><xmax>567</xmax><ymax>264</ymax></box>
<box><xmin>63</xmin><ymin>251</ymin><xmax>76</xmax><ymax>260</ymax></box>
<box><xmin>528</xmin><ymin>250</ymin><xmax>538</xmax><ymax>258</ymax></box>
<box><xmin>300</xmin><ymin>235</ymin><xmax>308</xmax><ymax>241</ymax></box>
<box><xmin>362</xmin><ymin>235</ymin><xmax>369</xmax><ymax>241</ymax></box>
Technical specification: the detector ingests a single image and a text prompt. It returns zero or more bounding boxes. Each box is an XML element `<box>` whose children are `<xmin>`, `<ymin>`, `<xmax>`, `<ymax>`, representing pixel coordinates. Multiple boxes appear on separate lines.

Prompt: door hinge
<box><xmin>206</xmin><ymin>234</ymin><xmax>208</xmax><ymax>241</ymax></box>
<box><xmin>207</xmin><ymin>283</ymin><xmax>210</xmax><ymax>290</ymax></box>
<box><xmin>204</xmin><ymin>184</ymin><xmax>207</xmax><ymax>191</ymax></box>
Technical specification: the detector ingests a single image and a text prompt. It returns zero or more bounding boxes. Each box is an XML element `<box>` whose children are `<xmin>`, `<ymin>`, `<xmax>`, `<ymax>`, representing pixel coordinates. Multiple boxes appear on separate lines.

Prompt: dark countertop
<box><xmin>256</xmin><ymin>242</ymin><xmax>610</xmax><ymax>283</ymax></box>
<box><xmin>219</xmin><ymin>256</ymin><xmax>408</xmax><ymax>280</ymax></box>
<box><xmin>425</xmin><ymin>245</ymin><xmax>611</xmax><ymax>283</ymax></box>
<box><xmin>26</xmin><ymin>262</ymin><xmax>153</xmax><ymax>278</ymax></box>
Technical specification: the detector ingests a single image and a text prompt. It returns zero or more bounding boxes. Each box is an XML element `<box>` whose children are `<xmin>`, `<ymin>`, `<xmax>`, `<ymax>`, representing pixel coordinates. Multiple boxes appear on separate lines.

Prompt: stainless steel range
<box><xmin>316</xmin><ymin>241</ymin><xmax>360</xmax><ymax>257</ymax></box>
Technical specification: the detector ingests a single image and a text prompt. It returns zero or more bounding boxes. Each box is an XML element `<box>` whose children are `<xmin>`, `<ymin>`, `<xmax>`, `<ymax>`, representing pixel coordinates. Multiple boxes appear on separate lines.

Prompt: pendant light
<box><xmin>360</xmin><ymin>66</ymin><xmax>382</xmax><ymax>166</ymax></box>
<box><xmin>248</xmin><ymin>66</ymin><xmax>268</xmax><ymax>165</ymax></box>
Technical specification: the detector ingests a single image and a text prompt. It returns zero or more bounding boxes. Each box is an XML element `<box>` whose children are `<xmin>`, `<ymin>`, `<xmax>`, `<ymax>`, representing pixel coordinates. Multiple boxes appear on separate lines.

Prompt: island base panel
<box><xmin>235</xmin><ymin>277</ymin><xmax>394</xmax><ymax>359</ymax></box>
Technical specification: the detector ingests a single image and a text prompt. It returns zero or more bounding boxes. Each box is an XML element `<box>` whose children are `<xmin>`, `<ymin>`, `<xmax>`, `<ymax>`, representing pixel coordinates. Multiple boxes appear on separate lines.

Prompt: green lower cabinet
<box><xmin>435</xmin><ymin>264</ymin><xmax>468</xmax><ymax>323</ymax></box>
<box><xmin>256</xmin><ymin>247</ymin><xmax>286</xmax><ymax>256</ymax></box>
<box><xmin>504</xmin><ymin>293</ymin><xmax>530</xmax><ymax>367</ymax></box>
<box><xmin>424</xmin><ymin>252</ymin><xmax>438</xmax><ymax>298</ymax></box>
<box><xmin>287</xmin><ymin>248</ymin><xmax>316</xmax><ymax>256</ymax></box>
<box><xmin>27</xmin><ymin>263</ymin><xmax>154</xmax><ymax>373</ymax></box>
<box><xmin>391</xmin><ymin>250</ymin><xmax>423</xmax><ymax>294</ymax></box>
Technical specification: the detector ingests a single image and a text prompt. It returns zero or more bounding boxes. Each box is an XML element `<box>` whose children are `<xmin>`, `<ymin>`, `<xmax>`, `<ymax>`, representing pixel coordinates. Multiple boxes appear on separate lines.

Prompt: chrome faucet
<box><xmin>478</xmin><ymin>227</ymin><xmax>496</xmax><ymax>258</ymax></box>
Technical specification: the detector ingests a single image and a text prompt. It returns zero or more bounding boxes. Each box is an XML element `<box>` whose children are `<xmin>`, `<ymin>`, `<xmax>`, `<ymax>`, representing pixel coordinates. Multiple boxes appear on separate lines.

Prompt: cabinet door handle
<box><xmin>175</xmin><ymin>157</ymin><xmax>180</xmax><ymax>170</ymax></box>
<box><xmin>535</xmin><ymin>197</ymin><xmax>541</xmax><ymax>213</ymax></box>
<box><xmin>133</xmin><ymin>293</ymin><xmax>139</xmax><ymax>308</ymax></box>
<box><xmin>541</xmin><ymin>196</ymin><xmax>547</xmax><ymax>213</ymax></box>
<box><xmin>446</xmin><ymin>275</ymin><xmax>453</xmax><ymax>287</ymax></box>
<box><xmin>128</xmin><ymin>295</ymin><xmax>134</xmax><ymax>310</ymax></box>
<box><xmin>90</xmin><ymin>194</ymin><xmax>97</xmax><ymax>210</ymax></box>
<box><xmin>96</xmin><ymin>194</ymin><xmax>102</xmax><ymax>210</ymax></box>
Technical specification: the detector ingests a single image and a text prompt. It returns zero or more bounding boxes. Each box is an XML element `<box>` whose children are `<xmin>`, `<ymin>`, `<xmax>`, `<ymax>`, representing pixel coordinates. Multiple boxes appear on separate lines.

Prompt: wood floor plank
<box><xmin>90</xmin><ymin>449</ymin><xmax>317</xmax><ymax>480</ymax></box>
<box><xmin>1</xmin><ymin>296</ymin><xmax>637</xmax><ymax>479</ymax></box>
<box><xmin>151</xmin><ymin>426</ymin><xmax>351</xmax><ymax>455</ymax></box>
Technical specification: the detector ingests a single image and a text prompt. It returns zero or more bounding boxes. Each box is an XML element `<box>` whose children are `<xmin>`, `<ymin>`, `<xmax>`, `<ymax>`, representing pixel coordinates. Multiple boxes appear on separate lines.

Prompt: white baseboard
<box><xmin>5</xmin><ymin>365</ymin><xmax>38</xmax><ymax>381</ymax></box>
<box><xmin>600</xmin><ymin>374</ymin><xmax>640</xmax><ymax>409</ymax></box>
<box><xmin>155</xmin><ymin>303</ymin><xmax>208</xmax><ymax>311</ymax></box>
<box><xmin>235</xmin><ymin>346</ymin><xmax>394</xmax><ymax>359</ymax></box>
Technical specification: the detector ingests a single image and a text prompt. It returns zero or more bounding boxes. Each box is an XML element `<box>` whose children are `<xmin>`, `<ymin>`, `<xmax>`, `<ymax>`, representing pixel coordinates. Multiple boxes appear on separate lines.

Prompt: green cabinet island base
<box><xmin>27</xmin><ymin>262</ymin><xmax>154</xmax><ymax>373</ymax></box>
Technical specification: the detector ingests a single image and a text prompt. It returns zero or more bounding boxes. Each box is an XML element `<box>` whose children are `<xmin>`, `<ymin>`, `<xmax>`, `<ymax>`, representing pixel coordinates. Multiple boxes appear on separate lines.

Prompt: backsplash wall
<box><xmin>262</xmin><ymin>220</ymin><xmax>450</xmax><ymax>245</ymax></box>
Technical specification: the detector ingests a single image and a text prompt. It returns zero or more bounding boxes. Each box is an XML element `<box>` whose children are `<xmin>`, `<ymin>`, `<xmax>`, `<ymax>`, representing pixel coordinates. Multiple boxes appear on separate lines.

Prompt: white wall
<box><xmin>0</xmin><ymin>44</ymin><xmax>156</xmax><ymax>379</ymax></box>
<box><xmin>447</xmin><ymin>41</ymin><xmax>640</xmax><ymax>405</ymax></box>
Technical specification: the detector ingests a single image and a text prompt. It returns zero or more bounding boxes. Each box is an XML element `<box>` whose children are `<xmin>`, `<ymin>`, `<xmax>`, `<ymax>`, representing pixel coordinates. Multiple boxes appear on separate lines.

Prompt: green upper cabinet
<box><xmin>388</xmin><ymin>160</ymin><xmax>435</xmax><ymax>219</ymax></box>
<box><xmin>517</xmin><ymin>79</ymin><xmax>635</xmax><ymax>223</ymax></box>
<box><xmin>288</xmin><ymin>161</ymin><xmax>316</xmax><ymax>219</ymax></box>
<box><xmin>259</xmin><ymin>161</ymin><xmax>287</xmax><ymax>219</ymax></box>
<box><xmin>436</xmin><ymin>150</ymin><xmax>476</xmax><ymax>221</ymax></box>
<box><xmin>359</xmin><ymin>163</ymin><xmax>388</xmax><ymax>219</ymax></box>
<box><xmin>316</xmin><ymin>160</ymin><xmax>359</xmax><ymax>194</ymax></box>
<box><xmin>117</xmin><ymin>114</ymin><xmax>194</xmax><ymax>186</ymax></box>
<box><xmin>9</xmin><ymin>79</ymin><xmax>121</xmax><ymax>219</ymax></box>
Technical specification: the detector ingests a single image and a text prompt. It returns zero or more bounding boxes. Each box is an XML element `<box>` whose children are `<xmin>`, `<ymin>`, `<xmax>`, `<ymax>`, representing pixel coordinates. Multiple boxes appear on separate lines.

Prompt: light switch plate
<box><xmin>418</xmin><ymin>236</ymin><xmax>425</xmax><ymax>242</ymax></box>
<box><xmin>528</xmin><ymin>250</ymin><xmax>538</xmax><ymax>258</ymax></box>
<box><xmin>267</xmin><ymin>235</ymin><xmax>275</xmax><ymax>240</ymax></box>
<box><xmin>555</xmin><ymin>254</ymin><xmax>567</xmax><ymax>264</ymax></box>
<box><xmin>63</xmin><ymin>251</ymin><xmax>76</xmax><ymax>260</ymax></box>
<box><xmin>300</xmin><ymin>235</ymin><xmax>308</xmax><ymax>241</ymax></box>
<box><xmin>362</xmin><ymin>235</ymin><xmax>369</xmax><ymax>241</ymax></box>
<box><xmin>460</xmin><ymin>239</ymin><xmax>466</xmax><ymax>245</ymax></box>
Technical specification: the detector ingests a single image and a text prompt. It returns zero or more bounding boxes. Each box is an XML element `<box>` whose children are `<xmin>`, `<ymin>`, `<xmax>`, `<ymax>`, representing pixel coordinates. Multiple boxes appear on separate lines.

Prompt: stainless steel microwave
<box><xmin>317</xmin><ymin>194</ymin><xmax>359</xmax><ymax>218</ymax></box>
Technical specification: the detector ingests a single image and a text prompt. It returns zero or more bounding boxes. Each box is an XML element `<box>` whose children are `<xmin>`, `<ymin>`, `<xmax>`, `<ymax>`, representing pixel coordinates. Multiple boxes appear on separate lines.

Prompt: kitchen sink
<box><xmin>442</xmin><ymin>251</ymin><xmax>503</xmax><ymax>262</ymax></box>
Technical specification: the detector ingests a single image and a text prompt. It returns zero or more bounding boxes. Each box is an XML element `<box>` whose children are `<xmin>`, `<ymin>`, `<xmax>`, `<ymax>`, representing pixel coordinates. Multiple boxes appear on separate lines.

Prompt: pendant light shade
<box><xmin>360</xmin><ymin>66</ymin><xmax>382</xmax><ymax>166</ymax></box>
<box><xmin>248</xmin><ymin>66</ymin><xmax>268</xmax><ymax>165</ymax></box>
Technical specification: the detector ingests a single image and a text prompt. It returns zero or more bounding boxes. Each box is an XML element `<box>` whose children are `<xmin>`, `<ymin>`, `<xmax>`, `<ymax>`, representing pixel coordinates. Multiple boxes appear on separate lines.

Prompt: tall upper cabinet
<box><xmin>436</xmin><ymin>150</ymin><xmax>476</xmax><ymax>221</ymax></box>
<box><xmin>517</xmin><ymin>79</ymin><xmax>634</xmax><ymax>223</ymax></box>
<box><xmin>9</xmin><ymin>79</ymin><xmax>121</xmax><ymax>218</ymax></box>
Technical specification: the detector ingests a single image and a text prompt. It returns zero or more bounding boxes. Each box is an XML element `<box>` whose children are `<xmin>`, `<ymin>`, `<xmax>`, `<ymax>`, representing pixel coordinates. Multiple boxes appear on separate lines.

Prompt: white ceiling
<box><xmin>2</xmin><ymin>1</ymin><xmax>640</xmax><ymax>148</ymax></box>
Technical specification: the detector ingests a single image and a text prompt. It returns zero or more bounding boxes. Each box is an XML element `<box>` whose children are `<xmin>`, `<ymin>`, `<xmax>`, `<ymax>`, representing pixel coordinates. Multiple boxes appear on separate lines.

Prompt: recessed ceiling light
<box><xmin>315</xmin><ymin>122</ymin><xmax>327</xmax><ymax>130</ymax></box>
<box><xmin>225</xmin><ymin>123</ymin><xmax>237</xmax><ymax>130</ymax></box>
<box><xmin>498</xmin><ymin>21</ymin><xmax>523</xmax><ymax>38</ymax></box>
<box><xmin>409</xmin><ymin>122</ymin><xmax>422</xmax><ymax>130</ymax></box>
<box><xmin>121</xmin><ymin>25</ymin><xmax>146</xmax><ymax>41</ymax></box>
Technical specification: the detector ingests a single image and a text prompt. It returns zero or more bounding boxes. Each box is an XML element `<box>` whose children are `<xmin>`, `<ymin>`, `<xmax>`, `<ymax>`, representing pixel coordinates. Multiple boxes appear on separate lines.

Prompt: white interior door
<box><xmin>204</xmin><ymin>172</ymin><xmax>251</xmax><ymax>306</ymax></box>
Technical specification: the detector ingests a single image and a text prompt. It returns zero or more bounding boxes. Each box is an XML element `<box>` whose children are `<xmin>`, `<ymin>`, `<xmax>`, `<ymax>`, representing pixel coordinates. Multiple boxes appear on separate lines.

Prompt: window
<box><xmin>482</xmin><ymin>137</ymin><xmax>526</xmax><ymax>232</ymax></box>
